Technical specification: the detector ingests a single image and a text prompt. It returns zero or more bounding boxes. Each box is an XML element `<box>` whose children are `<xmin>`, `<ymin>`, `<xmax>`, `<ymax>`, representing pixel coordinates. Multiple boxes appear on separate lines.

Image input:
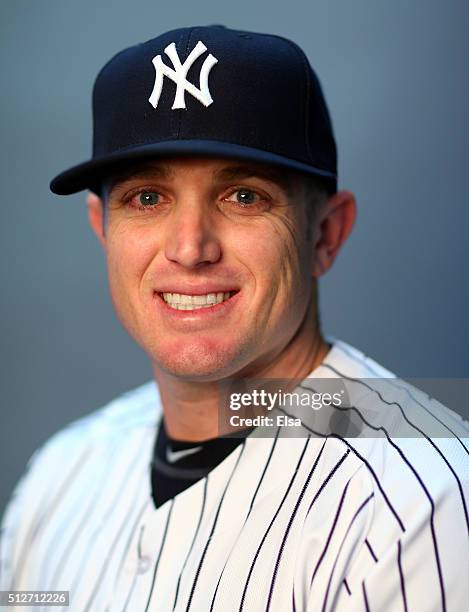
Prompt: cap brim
<box><xmin>50</xmin><ymin>140</ymin><xmax>337</xmax><ymax>195</ymax></box>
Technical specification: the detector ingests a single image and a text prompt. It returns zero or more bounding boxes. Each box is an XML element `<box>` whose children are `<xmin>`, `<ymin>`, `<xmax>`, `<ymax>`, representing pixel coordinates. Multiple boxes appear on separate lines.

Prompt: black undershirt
<box><xmin>151</xmin><ymin>418</ymin><xmax>254</xmax><ymax>508</ymax></box>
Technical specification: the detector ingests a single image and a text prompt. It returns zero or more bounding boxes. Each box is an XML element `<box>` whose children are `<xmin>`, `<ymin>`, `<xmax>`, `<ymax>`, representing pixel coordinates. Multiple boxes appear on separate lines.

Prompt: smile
<box><xmin>159</xmin><ymin>291</ymin><xmax>236</xmax><ymax>310</ymax></box>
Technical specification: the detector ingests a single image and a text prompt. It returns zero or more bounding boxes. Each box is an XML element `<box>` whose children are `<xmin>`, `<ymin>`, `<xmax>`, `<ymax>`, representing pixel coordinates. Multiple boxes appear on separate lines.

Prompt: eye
<box><xmin>226</xmin><ymin>189</ymin><xmax>261</xmax><ymax>207</ymax></box>
<box><xmin>138</xmin><ymin>191</ymin><xmax>160</xmax><ymax>206</ymax></box>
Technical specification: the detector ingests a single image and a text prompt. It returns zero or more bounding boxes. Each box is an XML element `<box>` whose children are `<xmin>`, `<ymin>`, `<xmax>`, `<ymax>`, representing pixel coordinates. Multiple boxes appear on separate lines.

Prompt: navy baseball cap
<box><xmin>50</xmin><ymin>25</ymin><xmax>337</xmax><ymax>195</ymax></box>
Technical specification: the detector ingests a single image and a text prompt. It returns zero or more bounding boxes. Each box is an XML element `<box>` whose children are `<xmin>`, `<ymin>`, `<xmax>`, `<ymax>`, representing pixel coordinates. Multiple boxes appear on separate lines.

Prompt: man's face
<box><xmin>99</xmin><ymin>157</ymin><xmax>317</xmax><ymax>381</ymax></box>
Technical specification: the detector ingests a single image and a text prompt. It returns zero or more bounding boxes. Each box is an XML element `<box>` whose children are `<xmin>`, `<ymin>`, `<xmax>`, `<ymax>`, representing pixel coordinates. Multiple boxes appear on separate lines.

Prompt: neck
<box><xmin>153</xmin><ymin>301</ymin><xmax>330</xmax><ymax>442</ymax></box>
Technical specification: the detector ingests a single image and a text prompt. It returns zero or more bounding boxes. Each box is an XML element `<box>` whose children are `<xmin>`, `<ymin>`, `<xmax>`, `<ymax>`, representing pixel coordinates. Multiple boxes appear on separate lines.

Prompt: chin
<box><xmin>151</xmin><ymin>338</ymin><xmax>246</xmax><ymax>381</ymax></box>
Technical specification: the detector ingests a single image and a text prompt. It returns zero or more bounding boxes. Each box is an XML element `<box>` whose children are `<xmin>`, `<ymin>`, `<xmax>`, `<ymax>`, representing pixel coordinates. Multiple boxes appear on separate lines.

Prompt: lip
<box><xmin>153</xmin><ymin>289</ymin><xmax>241</xmax><ymax>320</ymax></box>
<box><xmin>155</xmin><ymin>283</ymin><xmax>239</xmax><ymax>295</ymax></box>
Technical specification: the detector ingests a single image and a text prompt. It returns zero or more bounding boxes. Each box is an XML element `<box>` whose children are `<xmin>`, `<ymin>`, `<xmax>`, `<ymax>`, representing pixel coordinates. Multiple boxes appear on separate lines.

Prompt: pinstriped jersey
<box><xmin>0</xmin><ymin>338</ymin><xmax>468</xmax><ymax>611</ymax></box>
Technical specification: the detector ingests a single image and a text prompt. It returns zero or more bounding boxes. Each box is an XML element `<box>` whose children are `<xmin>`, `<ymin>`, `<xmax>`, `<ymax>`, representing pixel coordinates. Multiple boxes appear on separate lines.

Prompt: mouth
<box><xmin>157</xmin><ymin>291</ymin><xmax>238</xmax><ymax>311</ymax></box>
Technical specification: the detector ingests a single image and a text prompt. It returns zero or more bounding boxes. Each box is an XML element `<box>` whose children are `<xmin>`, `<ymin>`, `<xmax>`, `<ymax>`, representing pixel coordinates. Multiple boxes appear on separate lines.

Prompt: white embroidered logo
<box><xmin>148</xmin><ymin>40</ymin><xmax>218</xmax><ymax>110</ymax></box>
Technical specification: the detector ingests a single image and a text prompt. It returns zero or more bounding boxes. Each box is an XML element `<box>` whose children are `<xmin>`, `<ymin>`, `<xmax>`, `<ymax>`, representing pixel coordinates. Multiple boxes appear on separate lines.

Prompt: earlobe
<box><xmin>311</xmin><ymin>190</ymin><xmax>357</xmax><ymax>278</ymax></box>
<box><xmin>86</xmin><ymin>192</ymin><xmax>106</xmax><ymax>249</ymax></box>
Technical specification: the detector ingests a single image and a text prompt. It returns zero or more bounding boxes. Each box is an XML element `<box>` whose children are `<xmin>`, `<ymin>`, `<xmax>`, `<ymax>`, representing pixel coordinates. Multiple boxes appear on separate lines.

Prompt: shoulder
<box><xmin>315</xmin><ymin>337</ymin><xmax>469</xmax><ymax>448</ymax></box>
<box><xmin>13</xmin><ymin>379</ymin><xmax>160</xmax><ymax>492</ymax></box>
<box><xmin>0</xmin><ymin>381</ymin><xmax>161</xmax><ymax>588</ymax></box>
<box><xmin>302</xmin><ymin>338</ymin><xmax>469</xmax><ymax>551</ymax></box>
<box><xmin>301</xmin><ymin>340</ymin><xmax>469</xmax><ymax>609</ymax></box>
<box><xmin>41</xmin><ymin>379</ymin><xmax>159</xmax><ymax>451</ymax></box>
<box><xmin>317</xmin><ymin>338</ymin><xmax>468</xmax><ymax>499</ymax></box>
<box><xmin>37</xmin><ymin>381</ymin><xmax>157</xmax><ymax>462</ymax></box>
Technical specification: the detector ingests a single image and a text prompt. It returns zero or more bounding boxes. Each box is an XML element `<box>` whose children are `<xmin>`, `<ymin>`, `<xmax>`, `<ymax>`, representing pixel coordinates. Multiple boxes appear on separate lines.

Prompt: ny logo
<box><xmin>148</xmin><ymin>40</ymin><xmax>218</xmax><ymax>110</ymax></box>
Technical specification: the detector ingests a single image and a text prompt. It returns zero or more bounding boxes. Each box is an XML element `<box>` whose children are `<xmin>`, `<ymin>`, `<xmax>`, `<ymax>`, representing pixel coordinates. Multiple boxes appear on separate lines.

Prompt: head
<box><xmin>86</xmin><ymin>156</ymin><xmax>355</xmax><ymax>381</ymax></box>
<box><xmin>50</xmin><ymin>25</ymin><xmax>356</xmax><ymax>381</ymax></box>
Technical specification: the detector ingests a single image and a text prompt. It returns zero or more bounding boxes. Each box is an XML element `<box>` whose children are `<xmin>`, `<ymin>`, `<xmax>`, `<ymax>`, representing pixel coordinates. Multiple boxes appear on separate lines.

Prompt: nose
<box><xmin>164</xmin><ymin>199</ymin><xmax>222</xmax><ymax>268</ymax></box>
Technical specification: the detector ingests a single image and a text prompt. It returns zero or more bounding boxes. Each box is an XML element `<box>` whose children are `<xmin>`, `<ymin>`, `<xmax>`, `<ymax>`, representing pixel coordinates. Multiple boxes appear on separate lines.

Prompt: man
<box><xmin>0</xmin><ymin>24</ymin><xmax>467</xmax><ymax>612</ymax></box>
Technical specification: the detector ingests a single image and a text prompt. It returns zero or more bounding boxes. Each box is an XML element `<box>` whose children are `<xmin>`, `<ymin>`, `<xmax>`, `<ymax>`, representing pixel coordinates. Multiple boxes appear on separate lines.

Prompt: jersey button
<box><xmin>137</xmin><ymin>555</ymin><xmax>152</xmax><ymax>574</ymax></box>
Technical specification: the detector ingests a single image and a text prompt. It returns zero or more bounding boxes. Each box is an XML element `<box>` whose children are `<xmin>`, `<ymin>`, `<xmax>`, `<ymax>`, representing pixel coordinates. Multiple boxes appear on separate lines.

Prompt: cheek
<box><xmin>234</xmin><ymin>219</ymin><xmax>310</xmax><ymax>329</ymax></box>
<box><xmin>242</xmin><ymin>220</ymin><xmax>307</xmax><ymax>292</ymax></box>
<box><xmin>105</xmin><ymin>225</ymin><xmax>158</xmax><ymax>300</ymax></box>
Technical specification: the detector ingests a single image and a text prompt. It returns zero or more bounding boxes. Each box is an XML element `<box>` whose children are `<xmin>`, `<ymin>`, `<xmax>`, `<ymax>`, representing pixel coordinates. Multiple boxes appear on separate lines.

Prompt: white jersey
<box><xmin>1</xmin><ymin>339</ymin><xmax>468</xmax><ymax>611</ymax></box>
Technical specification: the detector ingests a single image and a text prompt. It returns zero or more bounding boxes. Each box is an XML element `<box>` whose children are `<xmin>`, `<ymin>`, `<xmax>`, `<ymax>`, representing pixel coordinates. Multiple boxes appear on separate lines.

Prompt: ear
<box><xmin>86</xmin><ymin>191</ymin><xmax>106</xmax><ymax>249</ymax></box>
<box><xmin>311</xmin><ymin>190</ymin><xmax>357</xmax><ymax>277</ymax></box>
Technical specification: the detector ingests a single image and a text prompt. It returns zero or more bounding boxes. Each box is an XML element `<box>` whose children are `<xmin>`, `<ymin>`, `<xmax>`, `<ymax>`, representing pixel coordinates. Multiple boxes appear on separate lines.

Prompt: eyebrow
<box><xmin>105</xmin><ymin>163</ymin><xmax>174</xmax><ymax>194</ymax></box>
<box><xmin>104</xmin><ymin>160</ymin><xmax>298</xmax><ymax>197</ymax></box>
<box><xmin>214</xmin><ymin>164</ymin><xmax>297</xmax><ymax>196</ymax></box>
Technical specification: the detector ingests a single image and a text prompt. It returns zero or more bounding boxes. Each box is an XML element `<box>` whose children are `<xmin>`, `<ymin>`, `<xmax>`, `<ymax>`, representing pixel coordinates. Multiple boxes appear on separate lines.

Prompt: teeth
<box><xmin>193</xmin><ymin>295</ymin><xmax>207</xmax><ymax>305</ymax></box>
<box><xmin>161</xmin><ymin>291</ymin><xmax>233</xmax><ymax>310</ymax></box>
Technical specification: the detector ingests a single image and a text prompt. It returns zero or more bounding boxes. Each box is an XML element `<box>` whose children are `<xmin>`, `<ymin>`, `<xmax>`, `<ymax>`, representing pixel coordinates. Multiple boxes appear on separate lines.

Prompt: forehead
<box><xmin>103</xmin><ymin>156</ymin><xmax>303</xmax><ymax>196</ymax></box>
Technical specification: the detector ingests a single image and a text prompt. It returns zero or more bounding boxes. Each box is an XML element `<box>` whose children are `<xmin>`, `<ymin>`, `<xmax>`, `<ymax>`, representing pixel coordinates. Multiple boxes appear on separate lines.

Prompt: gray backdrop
<box><xmin>1</xmin><ymin>0</ymin><xmax>468</xmax><ymax>515</ymax></box>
